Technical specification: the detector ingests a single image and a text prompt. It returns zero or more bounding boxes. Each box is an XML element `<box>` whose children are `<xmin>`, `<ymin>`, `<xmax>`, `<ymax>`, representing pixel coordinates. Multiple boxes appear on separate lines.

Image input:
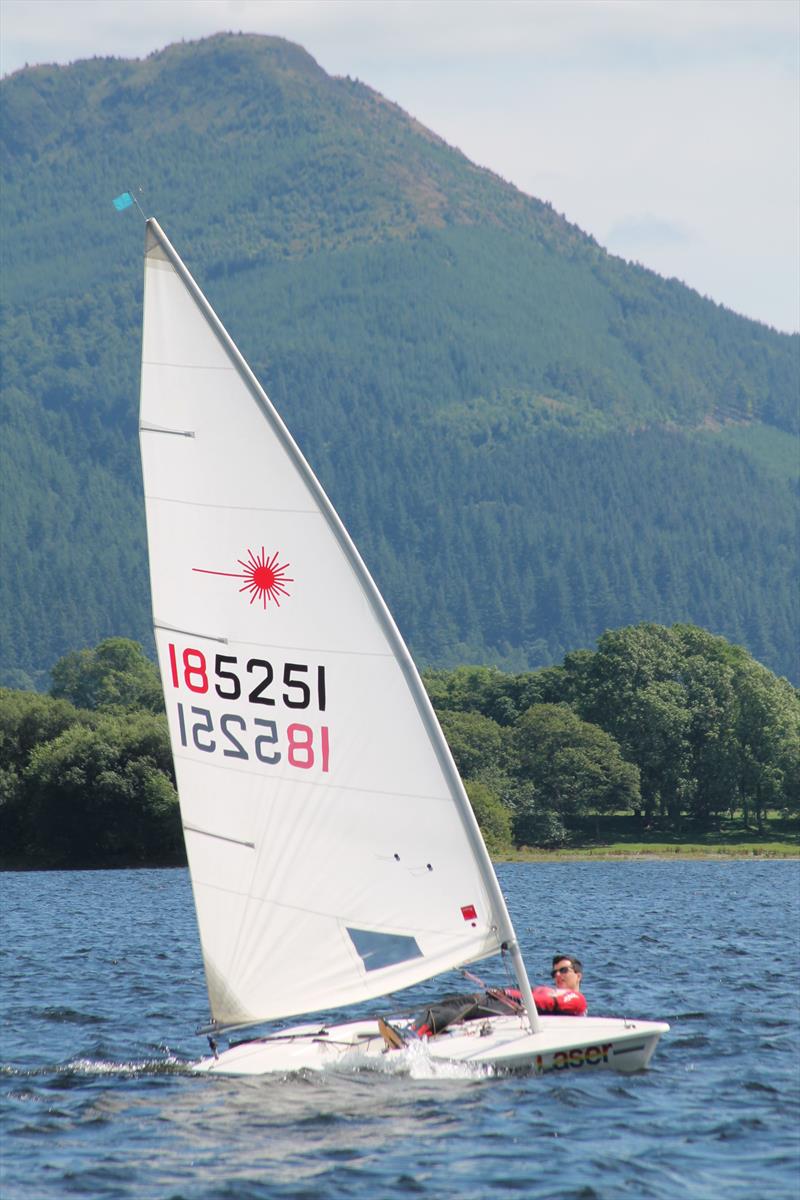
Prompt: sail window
<box><xmin>347</xmin><ymin>927</ymin><xmax>424</xmax><ymax>972</ymax></box>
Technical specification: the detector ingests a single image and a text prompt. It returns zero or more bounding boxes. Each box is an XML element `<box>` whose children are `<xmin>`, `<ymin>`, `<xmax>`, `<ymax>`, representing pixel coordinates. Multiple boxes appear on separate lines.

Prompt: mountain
<box><xmin>1</xmin><ymin>33</ymin><xmax>798</xmax><ymax>685</ymax></box>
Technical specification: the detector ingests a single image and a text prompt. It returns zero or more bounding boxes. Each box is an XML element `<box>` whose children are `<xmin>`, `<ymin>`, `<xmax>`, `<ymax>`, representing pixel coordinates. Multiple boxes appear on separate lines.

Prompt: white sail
<box><xmin>139</xmin><ymin>220</ymin><xmax>532</xmax><ymax>1029</ymax></box>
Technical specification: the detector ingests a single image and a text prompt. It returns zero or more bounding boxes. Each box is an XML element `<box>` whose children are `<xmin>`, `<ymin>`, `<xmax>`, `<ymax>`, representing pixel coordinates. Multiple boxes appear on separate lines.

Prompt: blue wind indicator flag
<box><xmin>113</xmin><ymin>192</ymin><xmax>134</xmax><ymax>211</ymax></box>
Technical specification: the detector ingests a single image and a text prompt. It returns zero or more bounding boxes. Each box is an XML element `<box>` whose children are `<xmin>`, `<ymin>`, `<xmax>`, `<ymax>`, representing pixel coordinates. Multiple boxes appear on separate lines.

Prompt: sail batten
<box><xmin>147</xmin><ymin>496</ymin><xmax>319</xmax><ymax>514</ymax></box>
<box><xmin>139</xmin><ymin>217</ymin><xmax>538</xmax><ymax>1030</ymax></box>
<box><xmin>183</xmin><ymin>825</ymin><xmax>256</xmax><ymax>849</ymax></box>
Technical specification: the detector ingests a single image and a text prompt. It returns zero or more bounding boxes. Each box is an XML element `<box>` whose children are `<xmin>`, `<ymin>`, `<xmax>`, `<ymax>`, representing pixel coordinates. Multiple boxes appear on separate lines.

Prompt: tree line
<box><xmin>0</xmin><ymin>624</ymin><xmax>796</xmax><ymax>867</ymax></box>
<box><xmin>425</xmin><ymin>622</ymin><xmax>798</xmax><ymax>851</ymax></box>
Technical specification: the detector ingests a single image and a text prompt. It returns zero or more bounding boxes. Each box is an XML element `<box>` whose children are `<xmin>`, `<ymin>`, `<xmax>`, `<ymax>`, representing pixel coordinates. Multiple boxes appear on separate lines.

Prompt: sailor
<box><xmin>489</xmin><ymin>953</ymin><xmax>587</xmax><ymax>1017</ymax></box>
<box><xmin>411</xmin><ymin>953</ymin><xmax>587</xmax><ymax>1038</ymax></box>
<box><xmin>531</xmin><ymin>954</ymin><xmax>587</xmax><ymax>1016</ymax></box>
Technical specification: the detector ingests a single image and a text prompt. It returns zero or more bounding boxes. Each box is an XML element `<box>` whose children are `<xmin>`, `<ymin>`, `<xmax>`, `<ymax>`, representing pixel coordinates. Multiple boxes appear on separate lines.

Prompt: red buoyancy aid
<box><xmin>531</xmin><ymin>985</ymin><xmax>587</xmax><ymax>1016</ymax></box>
<box><xmin>499</xmin><ymin>986</ymin><xmax>587</xmax><ymax>1015</ymax></box>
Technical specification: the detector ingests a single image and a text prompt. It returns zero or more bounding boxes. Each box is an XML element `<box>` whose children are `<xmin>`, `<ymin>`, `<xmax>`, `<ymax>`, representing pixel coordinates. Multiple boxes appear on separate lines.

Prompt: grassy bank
<box><xmin>500</xmin><ymin>814</ymin><xmax>800</xmax><ymax>861</ymax></box>
<box><xmin>500</xmin><ymin>844</ymin><xmax>799</xmax><ymax>861</ymax></box>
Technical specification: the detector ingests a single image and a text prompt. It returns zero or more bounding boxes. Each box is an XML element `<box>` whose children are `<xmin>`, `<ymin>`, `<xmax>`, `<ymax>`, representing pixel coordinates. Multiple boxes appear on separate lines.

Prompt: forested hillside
<box><xmin>1</xmin><ymin>33</ymin><xmax>797</xmax><ymax>686</ymax></box>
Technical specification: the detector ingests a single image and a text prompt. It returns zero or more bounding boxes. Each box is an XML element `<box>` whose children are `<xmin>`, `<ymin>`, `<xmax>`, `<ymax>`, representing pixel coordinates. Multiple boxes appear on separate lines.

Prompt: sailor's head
<box><xmin>551</xmin><ymin>954</ymin><xmax>582</xmax><ymax>992</ymax></box>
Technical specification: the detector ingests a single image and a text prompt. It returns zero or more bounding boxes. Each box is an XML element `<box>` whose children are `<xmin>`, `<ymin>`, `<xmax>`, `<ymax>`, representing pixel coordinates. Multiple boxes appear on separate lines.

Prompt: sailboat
<box><xmin>138</xmin><ymin>217</ymin><xmax>668</xmax><ymax>1076</ymax></box>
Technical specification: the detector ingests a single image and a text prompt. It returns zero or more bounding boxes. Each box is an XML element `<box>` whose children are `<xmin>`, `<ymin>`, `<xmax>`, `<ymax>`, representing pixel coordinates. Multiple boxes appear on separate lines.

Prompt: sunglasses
<box><xmin>551</xmin><ymin>965</ymin><xmax>574</xmax><ymax>977</ymax></box>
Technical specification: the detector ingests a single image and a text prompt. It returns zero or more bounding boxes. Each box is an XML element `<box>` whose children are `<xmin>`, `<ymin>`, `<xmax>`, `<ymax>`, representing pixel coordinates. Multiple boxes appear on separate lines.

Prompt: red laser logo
<box><xmin>193</xmin><ymin>548</ymin><xmax>293</xmax><ymax>609</ymax></box>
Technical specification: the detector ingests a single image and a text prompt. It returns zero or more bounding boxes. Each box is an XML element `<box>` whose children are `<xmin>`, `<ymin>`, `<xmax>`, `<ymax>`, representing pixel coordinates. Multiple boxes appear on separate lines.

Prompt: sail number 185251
<box><xmin>167</xmin><ymin>644</ymin><xmax>327</xmax><ymax>709</ymax></box>
<box><xmin>166</xmin><ymin>644</ymin><xmax>330</xmax><ymax>773</ymax></box>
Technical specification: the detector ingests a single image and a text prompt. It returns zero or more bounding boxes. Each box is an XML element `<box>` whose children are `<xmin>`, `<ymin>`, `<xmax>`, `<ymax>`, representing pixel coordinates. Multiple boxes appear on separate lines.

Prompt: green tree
<box><xmin>576</xmin><ymin>625</ymin><xmax>693</xmax><ymax>822</ymax></box>
<box><xmin>465</xmin><ymin>779</ymin><xmax>512</xmax><ymax>855</ymax></box>
<box><xmin>511</xmin><ymin>703</ymin><xmax>640</xmax><ymax>824</ymax></box>
<box><xmin>0</xmin><ymin>688</ymin><xmax>84</xmax><ymax>860</ymax></box>
<box><xmin>20</xmin><ymin>710</ymin><xmax>181</xmax><ymax>866</ymax></box>
<box><xmin>512</xmin><ymin>785</ymin><xmax>570</xmax><ymax>849</ymax></box>
<box><xmin>675</xmin><ymin>638</ymin><xmax>741</xmax><ymax>824</ymax></box>
<box><xmin>574</xmin><ymin>623</ymin><xmax>800</xmax><ymax>826</ymax></box>
<box><xmin>732</xmin><ymin>659</ymin><xmax>800</xmax><ymax>830</ymax></box>
<box><xmin>0</xmin><ymin>688</ymin><xmax>83</xmax><ymax>774</ymax></box>
<box><xmin>424</xmin><ymin>666</ymin><xmax>515</xmax><ymax>723</ymax></box>
<box><xmin>438</xmin><ymin>709</ymin><xmax>508</xmax><ymax>779</ymax></box>
<box><xmin>50</xmin><ymin>638</ymin><xmax>164</xmax><ymax>713</ymax></box>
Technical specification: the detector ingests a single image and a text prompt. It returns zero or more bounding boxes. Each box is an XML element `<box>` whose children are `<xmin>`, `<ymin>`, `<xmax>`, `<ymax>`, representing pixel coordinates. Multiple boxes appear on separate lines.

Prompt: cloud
<box><xmin>606</xmin><ymin>215</ymin><xmax>695</xmax><ymax>255</ymax></box>
<box><xmin>2</xmin><ymin>0</ymin><xmax>797</xmax><ymax>77</ymax></box>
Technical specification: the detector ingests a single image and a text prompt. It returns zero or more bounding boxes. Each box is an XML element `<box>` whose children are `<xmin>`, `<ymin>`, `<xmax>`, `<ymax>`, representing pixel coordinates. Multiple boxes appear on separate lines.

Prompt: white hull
<box><xmin>192</xmin><ymin>1014</ymin><xmax>669</xmax><ymax>1077</ymax></box>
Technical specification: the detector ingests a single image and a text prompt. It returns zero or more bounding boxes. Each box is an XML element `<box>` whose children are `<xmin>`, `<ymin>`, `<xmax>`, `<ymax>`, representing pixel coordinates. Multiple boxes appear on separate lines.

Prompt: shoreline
<box><xmin>2</xmin><ymin>848</ymin><xmax>798</xmax><ymax>872</ymax></box>
<box><xmin>498</xmin><ymin>847</ymin><xmax>800</xmax><ymax>862</ymax></box>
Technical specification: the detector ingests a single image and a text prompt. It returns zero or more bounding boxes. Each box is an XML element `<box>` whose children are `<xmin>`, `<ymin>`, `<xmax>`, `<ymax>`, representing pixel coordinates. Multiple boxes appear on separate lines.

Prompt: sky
<box><xmin>2</xmin><ymin>0</ymin><xmax>798</xmax><ymax>334</ymax></box>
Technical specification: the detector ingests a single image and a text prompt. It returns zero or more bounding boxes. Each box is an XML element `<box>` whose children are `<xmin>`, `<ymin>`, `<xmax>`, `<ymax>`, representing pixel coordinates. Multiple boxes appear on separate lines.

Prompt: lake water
<box><xmin>1</xmin><ymin>861</ymin><xmax>798</xmax><ymax>1200</ymax></box>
